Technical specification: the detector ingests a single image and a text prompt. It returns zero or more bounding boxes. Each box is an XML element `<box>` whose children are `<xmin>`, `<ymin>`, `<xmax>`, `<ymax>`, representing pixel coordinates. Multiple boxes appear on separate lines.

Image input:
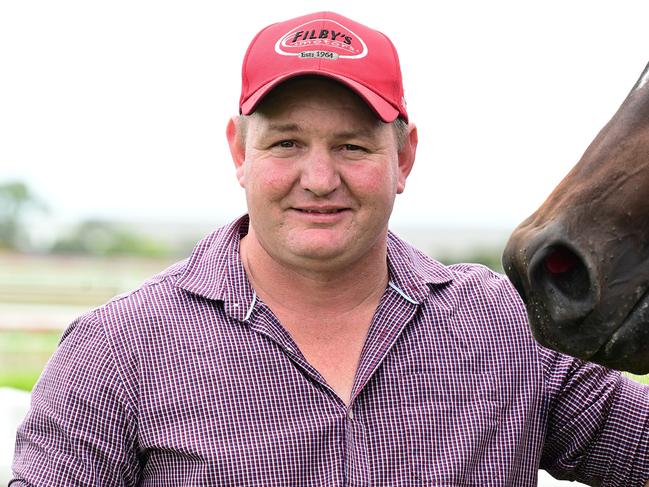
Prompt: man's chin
<box><xmin>283</xmin><ymin>236</ymin><xmax>359</xmax><ymax>268</ymax></box>
<box><xmin>290</xmin><ymin>241</ymin><xmax>349</xmax><ymax>262</ymax></box>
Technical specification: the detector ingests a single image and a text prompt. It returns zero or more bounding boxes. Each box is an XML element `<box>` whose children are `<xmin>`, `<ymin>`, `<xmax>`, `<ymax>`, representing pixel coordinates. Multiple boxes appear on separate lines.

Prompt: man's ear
<box><xmin>226</xmin><ymin>117</ymin><xmax>246</xmax><ymax>187</ymax></box>
<box><xmin>396</xmin><ymin>123</ymin><xmax>418</xmax><ymax>194</ymax></box>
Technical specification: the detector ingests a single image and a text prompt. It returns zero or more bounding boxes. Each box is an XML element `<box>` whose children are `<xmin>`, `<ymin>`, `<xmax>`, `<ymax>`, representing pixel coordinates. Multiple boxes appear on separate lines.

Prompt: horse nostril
<box><xmin>538</xmin><ymin>245</ymin><xmax>591</xmax><ymax>301</ymax></box>
<box><xmin>529</xmin><ymin>243</ymin><xmax>596</xmax><ymax>324</ymax></box>
<box><xmin>544</xmin><ymin>246</ymin><xmax>578</xmax><ymax>275</ymax></box>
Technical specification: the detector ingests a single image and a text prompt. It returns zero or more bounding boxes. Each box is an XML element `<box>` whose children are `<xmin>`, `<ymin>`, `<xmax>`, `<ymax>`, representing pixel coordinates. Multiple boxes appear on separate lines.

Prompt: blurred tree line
<box><xmin>0</xmin><ymin>180</ymin><xmax>505</xmax><ymax>269</ymax></box>
<box><xmin>0</xmin><ymin>181</ymin><xmax>171</xmax><ymax>257</ymax></box>
<box><xmin>51</xmin><ymin>220</ymin><xmax>171</xmax><ymax>257</ymax></box>
<box><xmin>0</xmin><ymin>182</ymin><xmax>46</xmax><ymax>250</ymax></box>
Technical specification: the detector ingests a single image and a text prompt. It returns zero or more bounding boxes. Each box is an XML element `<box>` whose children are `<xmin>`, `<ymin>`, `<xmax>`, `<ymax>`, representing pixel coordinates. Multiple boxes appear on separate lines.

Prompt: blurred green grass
<box><xmin>627</xmin><ymin>373</ymin><xmax>649</xmax><ymax>385</ymax></box>
<box><xmin>0</xmin><ymin>329</ymin><xmax>61</xmax><ymax>391</ymax></box>
<box><xmin>0</xmin><ymin>253</ymin><xmax>177</xmax><ymax>391</ymax></box>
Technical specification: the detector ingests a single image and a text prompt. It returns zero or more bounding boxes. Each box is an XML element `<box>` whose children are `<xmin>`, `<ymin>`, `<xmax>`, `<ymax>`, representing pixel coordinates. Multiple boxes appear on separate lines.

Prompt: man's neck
<box><xmin>239</xmin><ymin>234</ymin><xmax>390</xmax><ymax>317</ymax></box>
<box><xmin>238</xmin><ymin>227</ymin><xmax>390</xmax><ymax>406</ymax></box>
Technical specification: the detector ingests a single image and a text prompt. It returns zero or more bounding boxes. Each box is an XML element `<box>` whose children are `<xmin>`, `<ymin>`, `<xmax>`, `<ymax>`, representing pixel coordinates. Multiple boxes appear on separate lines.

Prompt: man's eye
<box><xmin>344</xmin><ymin>144</ymin><xmax>366</xmax><ymax>151</ymax></box>
<box><xmin>276</xmin><ymin>140</ymin><xmax>295</xmax><ymax>148</ymax></box>
<box><xmin>343</xmin><ymin>144</ymin><xmax>366</xmax><ymax>152</ymax></box>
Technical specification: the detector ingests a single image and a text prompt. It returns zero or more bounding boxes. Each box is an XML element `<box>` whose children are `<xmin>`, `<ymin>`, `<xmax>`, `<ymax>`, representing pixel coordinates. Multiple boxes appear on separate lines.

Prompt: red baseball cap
<box><xmin>239</xmin><ymin>12</ymin><xmax>408</xmax><ymax>122</ymax></box>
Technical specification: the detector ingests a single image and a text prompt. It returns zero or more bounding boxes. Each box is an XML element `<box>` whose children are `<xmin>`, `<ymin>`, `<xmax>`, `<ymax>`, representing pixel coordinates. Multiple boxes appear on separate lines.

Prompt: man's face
<box><xmin>229</xmin><ymin>78</ymin><xmax>415</xmax><ymax>272</ymax></box>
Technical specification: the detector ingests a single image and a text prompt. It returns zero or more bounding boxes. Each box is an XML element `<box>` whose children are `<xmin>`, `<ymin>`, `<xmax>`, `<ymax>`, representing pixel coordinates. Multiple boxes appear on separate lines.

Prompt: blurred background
<box><xmin>2</xmin><ymin>0</ymin><xmax>648</xmax><ymax>484</ymax></box>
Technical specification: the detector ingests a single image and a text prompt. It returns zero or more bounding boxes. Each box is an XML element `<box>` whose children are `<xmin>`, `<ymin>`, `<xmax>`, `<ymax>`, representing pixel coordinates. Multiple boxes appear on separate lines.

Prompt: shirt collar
<box><xmin>175</xmin><ymin>216</ymin><xmax>454</xmax><ymax>313</ymax></box>
<box><xmin>175</xmin><ymin>214</ymin><xmax>254</xmax><ymax>321</ymax></box>
<box><xmin>386</xmin><ymin>230</ymin><xmax>453</xmax><ymax>304</ymax></box>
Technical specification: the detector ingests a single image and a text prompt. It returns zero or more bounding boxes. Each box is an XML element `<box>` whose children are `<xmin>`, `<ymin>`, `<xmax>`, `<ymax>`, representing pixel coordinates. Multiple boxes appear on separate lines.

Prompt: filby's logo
<box><xmin>275</xmin><ymin>19</ymin><xmax>368</xmax><ymax>60</ymax></box>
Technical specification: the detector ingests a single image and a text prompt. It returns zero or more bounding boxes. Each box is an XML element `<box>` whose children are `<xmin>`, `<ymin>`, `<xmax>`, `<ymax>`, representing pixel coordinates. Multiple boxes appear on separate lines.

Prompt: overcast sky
<box><xmin>1</xmin><ymin>0</ymin><xmax>647</xmax><ymax>233</ymax></box>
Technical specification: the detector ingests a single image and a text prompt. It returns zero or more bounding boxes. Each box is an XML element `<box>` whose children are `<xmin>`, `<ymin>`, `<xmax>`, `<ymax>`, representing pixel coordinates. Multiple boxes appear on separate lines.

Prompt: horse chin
<box><xmin>527</xmin><ymin>296</ymin><xmax>649</xmax><ymax>375</ymax></box>
<box><xmin>591</xmin><ymin>350</ymin><xmax>649</xmax><ymax>376</ymax></box>
<box><xmin>591</xmin><ymin>292</ymin><xmax>649</xmax><ymax>375</ymax></box>
<box><xmin>525</xmin><ymin>295</ymin><xmax>604</xmax><ymax>360</ymax></box>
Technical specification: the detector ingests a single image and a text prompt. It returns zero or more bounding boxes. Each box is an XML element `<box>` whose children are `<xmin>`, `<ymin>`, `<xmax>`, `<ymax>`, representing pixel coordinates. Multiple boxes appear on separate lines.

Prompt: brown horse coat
<box><xmin>503</xmin><ymin>62</ymin><xmax>649</xmax><ymax>374</ymax></box>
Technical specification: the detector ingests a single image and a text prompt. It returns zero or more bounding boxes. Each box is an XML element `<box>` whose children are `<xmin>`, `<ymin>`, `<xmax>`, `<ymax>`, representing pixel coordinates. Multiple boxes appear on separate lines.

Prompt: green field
<box><xmin>629</xmin><ymin>373</ymin><xmax>649</xmax><ymax>385</ymax></box>
<box><xmin>0</xmin><ymin>252</ymin><xmax>175</xmax><ymax>391</ymax></box>
<box><xmin>0</xmin><ymin>329</ymin><xmax>62</xmax><ymax>391</ymax></box>
<box><xmin>0</xmin><ymin>252</ymin><xmax>173</xmax><ymax>391</ymax></box>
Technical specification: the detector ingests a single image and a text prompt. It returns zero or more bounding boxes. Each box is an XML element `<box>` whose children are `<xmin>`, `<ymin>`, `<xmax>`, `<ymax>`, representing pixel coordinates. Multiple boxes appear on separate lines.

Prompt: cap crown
<box><xmin>239</xmin><ymin>12</ymin><xmax>407</xmax><ymax>122</ymax></box>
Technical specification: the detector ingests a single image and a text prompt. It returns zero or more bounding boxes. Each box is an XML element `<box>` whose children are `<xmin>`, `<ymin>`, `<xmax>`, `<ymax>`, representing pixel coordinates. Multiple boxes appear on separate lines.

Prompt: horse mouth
<box><xmin>590</xmin><ymin>287</ymin><xmax>649</xmax><ymax>374</ymax></box>
<box><xmin>527</xmin><ymin>286</ymin><xmax>649</xmax><ymax>375</ymax></box>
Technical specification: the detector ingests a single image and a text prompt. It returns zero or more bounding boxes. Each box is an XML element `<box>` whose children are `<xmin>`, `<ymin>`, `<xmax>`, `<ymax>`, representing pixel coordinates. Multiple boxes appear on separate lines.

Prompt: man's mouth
<box><xmin>295</xmin><ymin>208</ymin><xmax>347</xmax><ymax>214</ymax></box>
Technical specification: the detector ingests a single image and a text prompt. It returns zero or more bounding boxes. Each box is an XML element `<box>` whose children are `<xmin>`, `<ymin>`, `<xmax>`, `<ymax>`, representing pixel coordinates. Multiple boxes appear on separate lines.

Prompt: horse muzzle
<box><xmin>503</xmin><ymin>221</ymin><xmax>649</xmax><ymax>374</ymax></box>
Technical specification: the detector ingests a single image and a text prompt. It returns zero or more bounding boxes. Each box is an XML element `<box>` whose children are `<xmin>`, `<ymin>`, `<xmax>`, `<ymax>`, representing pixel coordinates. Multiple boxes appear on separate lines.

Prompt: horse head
<box><xmin>503</xmin><ymin>62</ymin><xmax>649</xmax><ymax>374</ymax></box>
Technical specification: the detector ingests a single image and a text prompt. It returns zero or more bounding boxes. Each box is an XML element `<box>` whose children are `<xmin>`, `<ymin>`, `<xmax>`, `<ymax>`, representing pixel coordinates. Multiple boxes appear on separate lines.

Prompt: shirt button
<box><xmin>347</xmin><ymin>409</ymin><xmax>354</xmax><ymax>420</ymax></box>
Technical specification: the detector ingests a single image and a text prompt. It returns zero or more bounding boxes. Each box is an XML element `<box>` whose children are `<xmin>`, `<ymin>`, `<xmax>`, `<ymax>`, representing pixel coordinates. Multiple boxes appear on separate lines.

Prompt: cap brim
<box><xmin>240</xmin><ymin>71</ymin><xmax>400</xmax><ymax>123</ymax></box>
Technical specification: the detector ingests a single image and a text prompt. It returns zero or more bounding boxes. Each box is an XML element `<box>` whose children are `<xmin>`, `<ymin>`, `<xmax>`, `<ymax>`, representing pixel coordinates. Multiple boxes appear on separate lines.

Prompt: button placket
<box><xmin>343</xmin><ymin>404</ymin><xmax>369</xmax><ymax>484</ymax></box>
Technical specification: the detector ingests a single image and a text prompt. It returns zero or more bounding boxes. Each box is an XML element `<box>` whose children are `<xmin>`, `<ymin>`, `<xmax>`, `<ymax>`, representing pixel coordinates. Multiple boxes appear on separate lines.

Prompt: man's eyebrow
<box><xmin>263</xmin><ymin>123</ymin><xmax>383</xmax><ymax>139</ymax></box>
<box><xmin>265</xmin><ymin>123</ymin><xmax>303</xmax><ymax>133</ymax></box>
<box><xmin>333</xmin><ymin>128</ymin><xmax>380</xmax><ymax>140</ymax></box>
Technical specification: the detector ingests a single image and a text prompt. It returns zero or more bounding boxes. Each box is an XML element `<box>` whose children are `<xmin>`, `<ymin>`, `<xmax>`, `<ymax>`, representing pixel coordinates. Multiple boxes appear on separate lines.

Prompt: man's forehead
<box><xmin>257</xmin><ymin>120</ymin><xmax>386</xmax><ymax>140</ymax></box>
<box><xmin>248</xmin><ymin>109</ymin><xmax>387</xmax><ymax>140</ymax></box>
<box><xmin>254</xmin><ymin>77</ymin><xmax>379</xmax><ymax>120</ymax></box>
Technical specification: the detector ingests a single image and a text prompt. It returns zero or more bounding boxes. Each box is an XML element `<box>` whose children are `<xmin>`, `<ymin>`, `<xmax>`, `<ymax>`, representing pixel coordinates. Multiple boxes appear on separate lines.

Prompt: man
<box><xmin>11</xmin><ymin>11</ymin><xmax>649</xmax><ymax>486</ymax></box>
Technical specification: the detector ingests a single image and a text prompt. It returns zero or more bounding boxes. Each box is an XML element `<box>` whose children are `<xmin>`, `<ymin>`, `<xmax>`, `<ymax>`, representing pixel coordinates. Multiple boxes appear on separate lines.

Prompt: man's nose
<box><xmin>299</xmin><ymin>150</ymin><xmax>341</xmax><ymax>196</ymax></box>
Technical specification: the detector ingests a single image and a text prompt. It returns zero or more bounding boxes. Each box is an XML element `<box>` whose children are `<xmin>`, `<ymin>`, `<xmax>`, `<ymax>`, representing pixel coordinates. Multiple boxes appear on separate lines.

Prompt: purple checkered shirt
<box><xmin>11</xmin><ymin>216</ymin><xmax>649</xmax><ymax>486</ymax></box>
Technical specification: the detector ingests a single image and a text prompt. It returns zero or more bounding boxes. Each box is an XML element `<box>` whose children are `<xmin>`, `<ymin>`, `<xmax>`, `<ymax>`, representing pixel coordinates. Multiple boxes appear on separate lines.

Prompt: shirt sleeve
<box><xmin>539</xmin><ymin>345</ymin><xmax>649</xmax><ymax>486</ymax></box>
<box><xmin>10</xmin><ymin>312</ymin><xmax>141</xmax><ymax>486</ymax></box>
